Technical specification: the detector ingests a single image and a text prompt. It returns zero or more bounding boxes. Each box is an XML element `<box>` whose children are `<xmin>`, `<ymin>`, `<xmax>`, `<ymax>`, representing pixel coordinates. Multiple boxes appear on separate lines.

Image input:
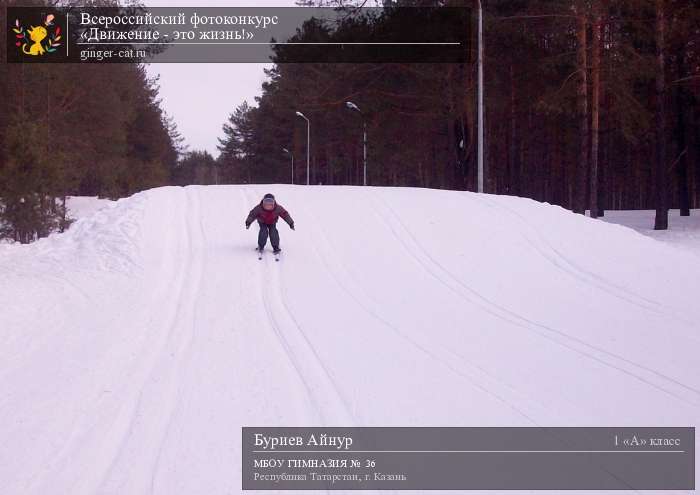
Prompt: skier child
<box><xmin>245</xmin><ymin>193</ymin><xmax>295</xmax><ymax>254</ymax></box>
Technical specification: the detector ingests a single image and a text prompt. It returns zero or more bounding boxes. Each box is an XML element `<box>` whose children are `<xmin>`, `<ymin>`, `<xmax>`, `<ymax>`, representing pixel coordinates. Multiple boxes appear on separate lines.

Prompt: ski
<box><xmin>255</xmin><ymin>247</ymin><xmax>280</xmax><ymax>261</ymax></box>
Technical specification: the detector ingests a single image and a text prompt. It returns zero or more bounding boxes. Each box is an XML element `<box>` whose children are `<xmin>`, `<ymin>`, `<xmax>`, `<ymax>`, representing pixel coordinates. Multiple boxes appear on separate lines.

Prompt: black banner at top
<box><xmin>6</xmin><ymin>7</ymin><xmax>472</xmax><ymax>64</ymax></box>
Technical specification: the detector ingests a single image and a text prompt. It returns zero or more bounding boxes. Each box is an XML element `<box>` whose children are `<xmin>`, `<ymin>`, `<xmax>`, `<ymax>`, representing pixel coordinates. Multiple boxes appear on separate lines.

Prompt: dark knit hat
<box><xmin>263</xmin><ymin>193</ymin><xmax>275</xmax><ymax>200</ymax></box>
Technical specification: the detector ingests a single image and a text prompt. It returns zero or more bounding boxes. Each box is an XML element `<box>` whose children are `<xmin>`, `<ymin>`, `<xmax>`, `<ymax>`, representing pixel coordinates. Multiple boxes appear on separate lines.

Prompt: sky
<box><xmin>144</xmin><ymin>0</ymin><xmax>296</xmax><ymax>157</ymax></box>
<box><xmin>145</xmin><ymin>62</ymin><xmax>271</xmax><ymax>156</ymax></box>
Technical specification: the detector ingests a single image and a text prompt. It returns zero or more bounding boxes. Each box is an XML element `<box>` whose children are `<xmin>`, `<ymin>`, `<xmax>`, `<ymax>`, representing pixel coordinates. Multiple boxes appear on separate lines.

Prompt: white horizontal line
<box><xmin>75</xmin><ymin>42</ymin><xmax>461</xmax><ymax>45</ymax></box>
<box><xmin>252</xmin><ymin>450</ymin><xmax>686</xmax><ymax>454</ymax></box>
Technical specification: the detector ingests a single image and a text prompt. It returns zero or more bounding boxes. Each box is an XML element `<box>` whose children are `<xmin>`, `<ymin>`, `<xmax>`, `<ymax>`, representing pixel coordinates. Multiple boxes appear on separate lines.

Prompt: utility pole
<box><xmin>282</xmin><ymin>148</ymin><xmax>294</xmax><ymax>184</ymax></box>
<box><xmin>345</xmin><ymin>101</ymin><xmax>368</xmax><ymax>186</ymax></box>
<box><xmin>477</xmin><ymin>0</ymin><xmax>485</xmax><ymax>193</ymax></box>
<box><xmin>295</xmin><ymin>111</ymin><xmax>310</xmax><ymax>185</ymax></box>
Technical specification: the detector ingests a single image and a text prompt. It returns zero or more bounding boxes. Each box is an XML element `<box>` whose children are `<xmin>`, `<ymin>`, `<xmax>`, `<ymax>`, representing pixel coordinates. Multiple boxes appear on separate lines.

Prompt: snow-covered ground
<box><xmin>1</xmin><ymin>186</ymin><xmax>698</xmax><ymax>494</ymax></box>
<box><xmin>599</xmin><ymin>208</ymin><xmax>700</xmax><ymax>257</ymax></box>
<box><xmin>66</xmin><ymin>195</ymin><xmax>114</xmax><ymax>221</ymax></box>
<box><xmin>0</xmin><ymin>196</ymin><xmax>113</xmax><ymax>247</ymax></box>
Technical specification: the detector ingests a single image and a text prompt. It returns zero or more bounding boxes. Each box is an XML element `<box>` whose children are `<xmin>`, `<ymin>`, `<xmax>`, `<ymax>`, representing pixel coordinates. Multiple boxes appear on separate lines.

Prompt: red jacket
<box><xmin>246</xmin><ymin>202</ymin><xmax>294</xmax><ymax>227</ymax></box>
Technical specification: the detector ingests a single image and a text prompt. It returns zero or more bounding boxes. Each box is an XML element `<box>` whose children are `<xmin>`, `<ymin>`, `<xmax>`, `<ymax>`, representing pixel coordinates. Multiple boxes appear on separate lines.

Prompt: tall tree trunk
<box><xmin>589</xmin><ymin>4</ymin><xmax>602</xmax><ymax>218</ymax></box>
<box><xmin>446</xmin><ymin>118</ymin><xmax>456</xmax><ymax>189</ymax></box>
<box><xmin>654</xmin><ymin>0</ymin><xmax>668</xmax><ymax>230</ymax></box>
<box><xmin>509</xmin><ymin>63</ymin><xmax>520</xmax><ymax>196</ymax></box>
<box><xmin>575</xmin><ymin>12</ymin><xmax>589</xmax><ymax>214</ymax></box>
<box><xmin>325</xmin><ymin>143</ymin><xmax>333</xmax><ymax>185</ymax></box>
<box><xmin>694</xmin><ymin>91</ymin><xmax>700</xmax><ymax>208</ymax></box>
<box><xmin>675</xmin><ymin>55</ymin><xmax>690</xmax><ymax>216</ymax></box>
<box><xmin>600</xmin><ymin>18</ymin><xmax>612</xmax><ymax>217</ymax></box>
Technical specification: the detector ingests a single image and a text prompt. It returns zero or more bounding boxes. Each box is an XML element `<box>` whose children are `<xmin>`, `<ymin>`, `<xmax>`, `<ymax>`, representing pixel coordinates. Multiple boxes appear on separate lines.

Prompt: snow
<box><xmin>1</xmin><ymin>185</ymin><xmax>698</xmax><ymax>494</ymax></box>
<box><xmin>598</xmin><ymin>209</ymin><xmax>700</xmax><ymax>257</ymax></box>
<box><xmin>0</xmin><ymin>196</ymin><xmax>113</xmax><ymax>248</ymax></box>
<box><xmin>66</xmin><ymin>195</ymin><xmax>114</xmax><ymax>221</ymax></box>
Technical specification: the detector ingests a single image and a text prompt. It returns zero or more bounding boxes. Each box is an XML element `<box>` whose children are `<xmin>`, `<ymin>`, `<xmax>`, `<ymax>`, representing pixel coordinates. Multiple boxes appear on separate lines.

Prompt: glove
<box><xmin>290</xmin><ymin>222</ymin><xmax>295</xmax><ymax>231</ymax></box>
<box><xmin>245</xmin><ymin>222</ymin><xmax>250</xmax><ymax>230</ymax></box>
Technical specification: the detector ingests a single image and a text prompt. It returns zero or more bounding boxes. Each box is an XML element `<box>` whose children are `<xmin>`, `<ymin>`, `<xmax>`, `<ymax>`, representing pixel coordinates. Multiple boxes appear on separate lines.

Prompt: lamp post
<box><xmin>295</xmin><ymin>111</ymin><xmax>310</xmax><ymax>185</ymax></box>
<box><xmin>477</xmin><ymin>0</ymin><xmax>485</xmax><ymax>193</ymax></box>
<box><xmin>282</xmin><ymin>148</ymin><xmax>294</xmax><ymax>184</ymax></box>
<box><xmin>345</xmin><ymin>101</ymin><xmax>367</xmax><ymax>186</ymax></box>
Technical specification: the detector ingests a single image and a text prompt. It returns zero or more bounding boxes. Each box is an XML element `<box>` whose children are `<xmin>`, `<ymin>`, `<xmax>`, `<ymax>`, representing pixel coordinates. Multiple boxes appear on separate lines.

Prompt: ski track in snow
<box><xmin>243</xmin><ymin>187</ymin><xmax>356</xmax><ymax>428</ymax></box>
<box><xmin>244</xmin><ymin>188</ymin><xmax>322</xmax><ymax>420</ymax></box>
<box><xmin>299</xmin><ymin>196</ymin><xmax>552</xmax><ymax>427</ymax></box>
<box><xmin>368</xmin><ymin>190</ymin><xmax>700</xmax><ymax>406</ymax></box>
<box><xmin>1</xmin><ymin>185</ymin><xmax>699</xmax><ymax>495</ymax></box>
<box><xmin>479</xmin><ymin>195</ymin><xmax>695</xmax><ymax>328</ymax></box>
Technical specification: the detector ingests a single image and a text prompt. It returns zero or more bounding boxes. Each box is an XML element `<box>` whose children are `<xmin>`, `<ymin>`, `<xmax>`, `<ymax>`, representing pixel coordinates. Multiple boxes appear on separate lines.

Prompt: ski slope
<box><xmin>1</xmin><ymin>185</ymin><xmax>699</xmax><ymax>494</ymax></box>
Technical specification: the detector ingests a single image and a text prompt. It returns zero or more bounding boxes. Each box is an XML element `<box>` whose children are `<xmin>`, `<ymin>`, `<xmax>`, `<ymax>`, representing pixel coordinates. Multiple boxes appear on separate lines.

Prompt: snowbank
<box><xmin>600</xmin><ymin>208</ymin><xmax>700</xmax><ymax>257</ymax></box>
<box><xmin>66</xmin><ymin>195</ymin><xmax>114</xmax><ymax>221</ymax></box>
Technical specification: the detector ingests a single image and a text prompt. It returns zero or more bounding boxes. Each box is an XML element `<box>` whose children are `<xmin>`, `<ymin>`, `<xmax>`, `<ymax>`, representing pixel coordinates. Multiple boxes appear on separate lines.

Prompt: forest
<box><xmin>0</xmin><ymin>0</ymin><xmax>182</xmax><ymax>242</ymax></box>
<box><xmin>1</xmin><ymin>0</ymin><xmax>699</xmax><ymax>242</ymax></box>
<box><xmin>218</xmin><ymin>0</ymin><xmax>700</xmax><ymax>229</ymax></box>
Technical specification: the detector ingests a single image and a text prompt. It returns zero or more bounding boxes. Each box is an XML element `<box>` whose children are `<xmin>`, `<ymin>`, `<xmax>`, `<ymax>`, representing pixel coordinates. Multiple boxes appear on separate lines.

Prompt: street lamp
<box><xmin>282</xmin><ymin>148</ymin><xmax>294</xmax><ymax>184</ymax></box>
<box><xmin>345</xmin><ymin>101</ymin><xmax>367</xmax><ymax>186</ymax></box>
<box><xmin>477</xmin><ymin>0</ymin><xmax>485</xmax><ymax>193</ymax></box>
<box><xmin>295</xmin><ymin>111</ymin><xmax>310</xmax><ymax>185</ymax></box>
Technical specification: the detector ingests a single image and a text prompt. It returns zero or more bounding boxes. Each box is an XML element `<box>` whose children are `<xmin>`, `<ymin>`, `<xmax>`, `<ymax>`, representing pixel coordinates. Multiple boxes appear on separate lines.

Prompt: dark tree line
<box><xmin>0</xmin><ymin>0</ymin><xmax>183</xmax><ymax>243</ymax></box>
<box><xmin>485</xmin><ymin>0</ymin><xmax>699</xmax><ymax>229</ymax></box>
<box><xmin>217</xmin><ymin>0</ymin><xmax>700</xmax><ymax>229</ymax></box>
<box><xmin>2</xmin><ymin>0</ymin><xmax>698</xmax><ymax>243</ymax></box>
<box><xmin>171</xmin><ymin>150</ymin><xmax>218</xmax><ymax>186</ymax></box>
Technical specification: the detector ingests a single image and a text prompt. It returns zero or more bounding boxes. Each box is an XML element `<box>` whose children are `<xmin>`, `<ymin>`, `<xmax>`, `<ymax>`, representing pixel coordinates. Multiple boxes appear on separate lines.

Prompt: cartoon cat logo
<box><xmin>12</xmin><ymin>14</ymin><xmax>62</xmax><ymax>56</ymax></box>
<box><xmin>23</xmin><ymin>25</ymin><xmax>48</xmax><ymax>55</ymax></box>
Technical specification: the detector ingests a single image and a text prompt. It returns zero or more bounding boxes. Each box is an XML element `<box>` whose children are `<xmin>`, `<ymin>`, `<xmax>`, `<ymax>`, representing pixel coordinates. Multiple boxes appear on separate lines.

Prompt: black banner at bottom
<box><xmin>242</xmin><ymin>427</ymin><xmax>695</xmax><ymax>490</ymax></box>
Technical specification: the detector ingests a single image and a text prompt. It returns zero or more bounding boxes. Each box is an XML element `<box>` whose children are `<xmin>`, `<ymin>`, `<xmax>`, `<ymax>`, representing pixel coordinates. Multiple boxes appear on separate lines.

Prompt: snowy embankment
<box><xmin>66</xmin><ymin>195</ymin><xmax>114</xmax><ymax>220</ymax></box>
<box><xmin>0</xmin><ymin>196</ymin><xmax>113</xmax><ymax>248</ymax></box>
<box><xmin>1</xmin><ymin>185</ymin><xmax>699</xmax><ymax>495</ymax></box>
<box><xmin>600</xmin><ymin>208</ymin><xmax>700</xmax><ymax>257</ymax></box>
